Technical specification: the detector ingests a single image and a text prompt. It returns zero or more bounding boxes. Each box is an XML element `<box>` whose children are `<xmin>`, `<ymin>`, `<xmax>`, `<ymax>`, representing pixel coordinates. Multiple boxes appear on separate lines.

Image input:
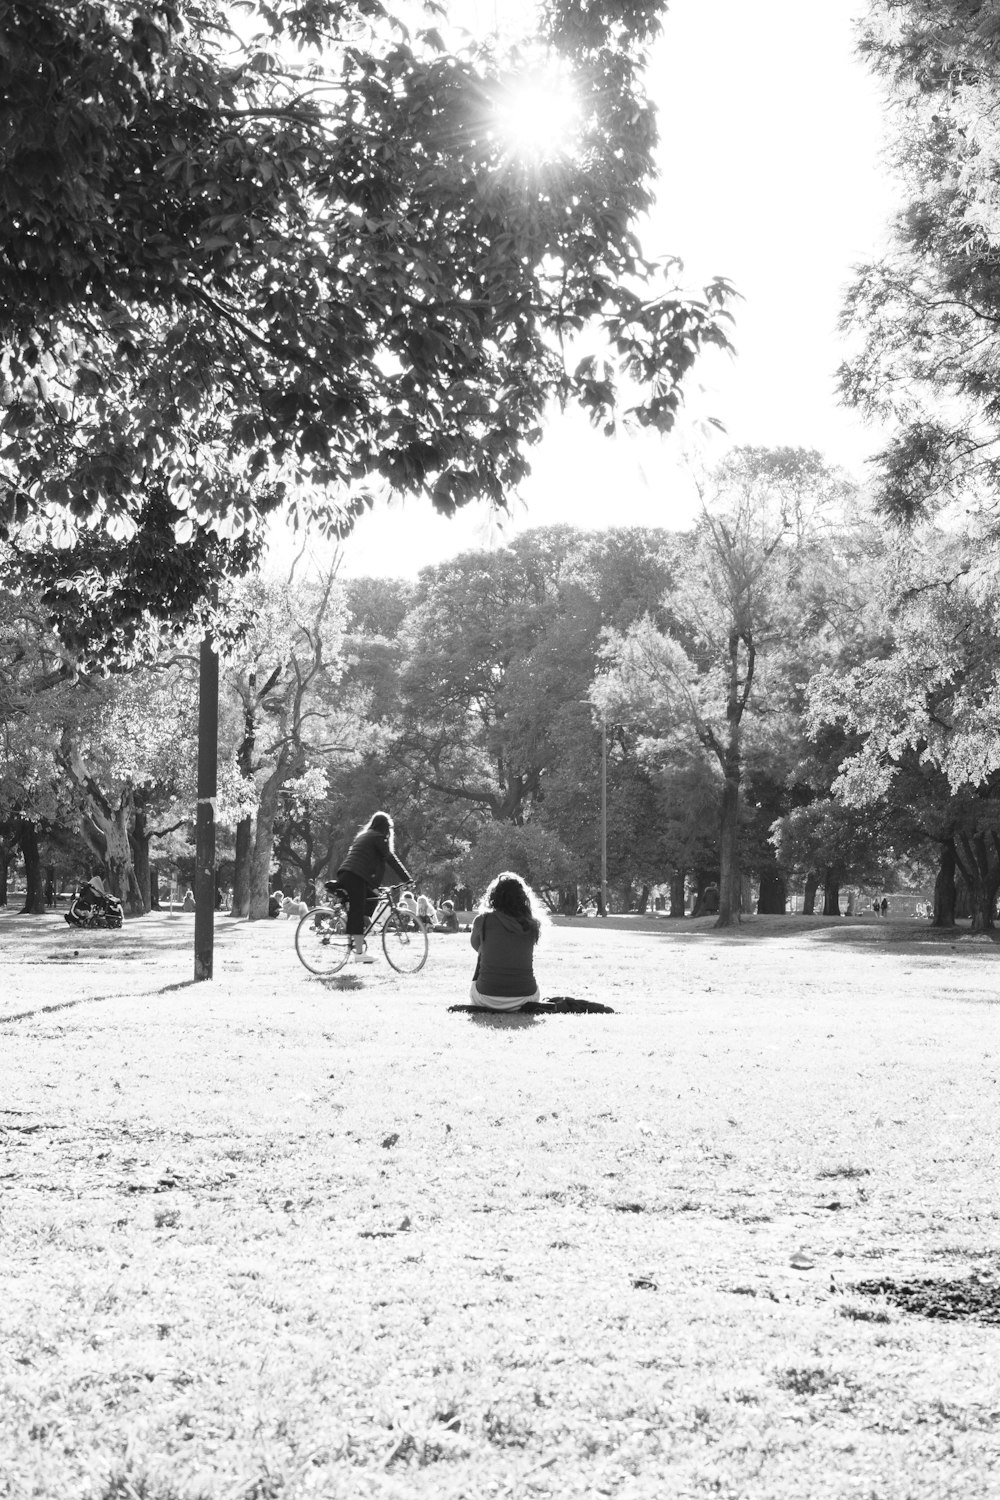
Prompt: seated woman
<box><xmin>416</xmin><ymin>892</ymin><xmax>438</xmax><ymax>929</ymax></box>
<box><xmin>469</xmin><ymin>872</ymin><xmax>545</xmax><ymax>1011</ymax></box>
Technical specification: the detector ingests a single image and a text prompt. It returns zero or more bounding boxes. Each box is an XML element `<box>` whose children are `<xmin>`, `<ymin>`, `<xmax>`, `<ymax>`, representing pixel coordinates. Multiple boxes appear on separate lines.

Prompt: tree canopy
<box><xmin>1</xmin><ymin>0</ymin><xmax>734</xmax><ymax>559</ymax></box>
<box><xmin>842</xmin><ymin>0</ymin><xmax>1000</xmax><ymax>519</ymax></box>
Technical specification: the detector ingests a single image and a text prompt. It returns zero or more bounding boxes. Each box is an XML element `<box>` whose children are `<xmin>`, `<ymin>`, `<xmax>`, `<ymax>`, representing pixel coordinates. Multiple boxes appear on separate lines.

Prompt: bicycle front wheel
<box><xmin>295</xmin><ymin>906</ymin><xmax>351</xmax><ymax>975</ymax></box>
<box><xmin>382</xmin><ymin>912</ymin><xmax>428</xmax><ymax>974</ymax></box>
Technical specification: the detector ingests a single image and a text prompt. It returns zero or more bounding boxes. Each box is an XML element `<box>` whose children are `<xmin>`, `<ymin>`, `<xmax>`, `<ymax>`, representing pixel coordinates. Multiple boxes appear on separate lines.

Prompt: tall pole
<box><xmin>600</xmin><ymin>712</ymin><xmax>608</xmax><ymax>916</ymax></box>
<box><xmin>194</xmin><ymin>629</ymin><xmax>219</xmax><ymax>981</ymax></box>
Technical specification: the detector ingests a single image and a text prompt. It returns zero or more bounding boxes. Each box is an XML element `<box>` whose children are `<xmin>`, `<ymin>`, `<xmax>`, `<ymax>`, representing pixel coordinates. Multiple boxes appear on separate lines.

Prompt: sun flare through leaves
<box><xmin>491</xmin><ymin>54</ymin><xmax>582</xmax><ymax>164</ymax></box>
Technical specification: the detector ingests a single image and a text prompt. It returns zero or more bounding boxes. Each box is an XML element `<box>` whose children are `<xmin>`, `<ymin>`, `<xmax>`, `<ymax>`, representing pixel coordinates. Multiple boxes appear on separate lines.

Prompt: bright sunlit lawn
<box><xmin>1</xmin><ymin>907</ymin><xmax>999</xmax><ymax>1500</ymax></box>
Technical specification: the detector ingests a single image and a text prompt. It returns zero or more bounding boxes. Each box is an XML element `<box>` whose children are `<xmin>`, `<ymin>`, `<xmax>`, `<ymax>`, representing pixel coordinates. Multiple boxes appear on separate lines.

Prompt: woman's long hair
<box><xmin>478</xmin><ymin>871</ymin><xmax>544</xmax><ymax>943</ymax></box>
<box><xmin>363</xmin><ymin>810</ymin><xmax>395</xmax><ymax>849</ymax></box>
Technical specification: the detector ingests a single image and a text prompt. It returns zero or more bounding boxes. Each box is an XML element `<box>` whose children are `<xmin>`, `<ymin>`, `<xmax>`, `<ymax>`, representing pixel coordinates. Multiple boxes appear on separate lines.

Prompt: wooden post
<box><xmin>600</xmin><ymin>713</ymin><xmax>608</xmax><ymax>916</ymax></box>
<box><xmin>194</xmin><ymin>630</ymin><xmax>219</xmax><ymax>981</ymax></box>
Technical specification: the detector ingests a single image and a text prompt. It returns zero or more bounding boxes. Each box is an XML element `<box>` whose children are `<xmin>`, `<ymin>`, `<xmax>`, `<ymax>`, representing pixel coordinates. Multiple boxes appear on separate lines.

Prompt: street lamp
<box><xmin>599</xmin><ymin>709</ymin><xmax>608</xmax><ymax>917</ymax></box>
<box><xmin>581</xmin><ymin>699</ymin><xmax>608</xmax><ymax>916</ymax></box>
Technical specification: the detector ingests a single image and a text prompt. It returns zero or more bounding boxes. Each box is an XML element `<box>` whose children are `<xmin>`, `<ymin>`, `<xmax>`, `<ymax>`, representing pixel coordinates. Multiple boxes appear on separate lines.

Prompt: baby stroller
<box><xmin>65</xmin><ymin>877</ymin><xmax>124</xmax><ymax>930</ymax></box>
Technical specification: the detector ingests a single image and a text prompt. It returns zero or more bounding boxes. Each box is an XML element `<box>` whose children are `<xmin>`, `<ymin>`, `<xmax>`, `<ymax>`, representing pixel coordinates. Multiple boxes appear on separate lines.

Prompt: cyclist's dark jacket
<box><xmin>337</xmin><ymin>829</ymin><xmax>411</xmax><ymax>891</ymax></box>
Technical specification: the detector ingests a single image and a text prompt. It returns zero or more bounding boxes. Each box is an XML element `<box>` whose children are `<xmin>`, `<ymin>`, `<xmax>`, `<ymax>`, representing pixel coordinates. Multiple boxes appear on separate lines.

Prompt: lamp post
<box><xmin>587</xmin><ymin>699</ymin><xmax>611</xmax><ymax>912</ymax></box>
<box><xmin>600</xmin><ymin>710</ymin><xmax>608</xmax><ymax>917</ymax></box>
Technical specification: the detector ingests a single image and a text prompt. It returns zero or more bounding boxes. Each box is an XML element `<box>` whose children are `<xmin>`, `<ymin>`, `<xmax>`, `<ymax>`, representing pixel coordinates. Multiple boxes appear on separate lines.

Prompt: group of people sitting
<box><xmin>396</xmin><ymin>889</ymin><xmax>461</xmax><ymax>933</ymax></box>
<box><xmin>333</xmin><ymin>810</ymin><xmax>545</xmax><ymax>1010</ymax></box>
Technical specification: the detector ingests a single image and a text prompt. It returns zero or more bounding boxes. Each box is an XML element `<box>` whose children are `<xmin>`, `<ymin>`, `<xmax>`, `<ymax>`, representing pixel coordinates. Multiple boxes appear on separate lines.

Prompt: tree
<box><xmin>842</xmin><ymin>2</ymin><xmax>1000</xmax><ymax>520</ymax></box>
<box><xmin>0</xmin><ymin>573</ymin><xmax>88</xmax><ymax>909</ymax></box>
<box><xmin>598</xmin><ymin>448</ymin><xmax>852</xmax><ymax>926</ymax></box>
<box><xmin>770</xmin><ymin>800</ymin><xmax>895</xmax><ymax>917</ymax></box>
<box><xmin>387</xmin><ymin>524</ymin><xmax>682</xmax><ymax>913</ymax></box>
<box><xmin>1</xmin><ymin>0</ymin><xmax>734</xmax><ymax>555</ymax></box>
<box><xmin>809</xmin><ymin>528</ymin><xmax>1000</xmax><ymax>930</ymax></box>
<box><xmin>221</xmin><ymin>569</ymin><xmax>363</xmax><ymax>918</ymax></box>
<box><xmin>56</xmin><ymin>662</ymin><xmax>199</xmax><ymax>910</ymax></box>
<box><xmin>459</xmin><ymin>821</ymin><xmax>577</xmax><ymax>911</ymax></box>
<box><xmin>4</xmin><ymin>481</ymin><xmax>270</xmax><ymax>666</ymax></box>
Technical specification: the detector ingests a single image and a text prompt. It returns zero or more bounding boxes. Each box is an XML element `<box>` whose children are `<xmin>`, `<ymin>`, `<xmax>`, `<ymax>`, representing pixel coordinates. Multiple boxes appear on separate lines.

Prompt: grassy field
<box><xmin>1</xmin><ymin>907</ymin><xmax>999</xmax><ymax>1500</ymax></box>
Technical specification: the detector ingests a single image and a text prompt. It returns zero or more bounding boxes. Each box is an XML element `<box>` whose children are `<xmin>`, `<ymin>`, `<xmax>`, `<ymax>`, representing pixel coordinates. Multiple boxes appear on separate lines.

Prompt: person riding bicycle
<box><xmin>334</xmin><ymin>811</ymin><xmax>413</xmax><ymax>963</ymax></box>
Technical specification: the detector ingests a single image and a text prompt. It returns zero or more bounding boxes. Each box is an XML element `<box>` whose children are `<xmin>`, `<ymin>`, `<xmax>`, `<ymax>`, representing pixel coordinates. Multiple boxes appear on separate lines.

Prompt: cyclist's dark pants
<box><xmin>337</xmin><ymin>870</ymin><xmax>377</xmax><ymax>936</ymax></box>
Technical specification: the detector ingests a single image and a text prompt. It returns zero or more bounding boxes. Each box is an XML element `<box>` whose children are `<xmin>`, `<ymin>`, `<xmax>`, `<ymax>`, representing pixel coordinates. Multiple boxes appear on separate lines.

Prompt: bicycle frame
<box><xmin>296</xmin><ymin>884</ymin><xmax>428</xmax><ymax>976</ymax></box>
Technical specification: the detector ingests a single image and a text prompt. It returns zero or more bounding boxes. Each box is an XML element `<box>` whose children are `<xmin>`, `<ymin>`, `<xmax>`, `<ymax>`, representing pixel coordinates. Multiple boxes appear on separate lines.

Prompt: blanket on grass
<box><xmin>448</xmin><ymin>996</ymin><xmax>615</xmax><ymax>1015</ymax></box>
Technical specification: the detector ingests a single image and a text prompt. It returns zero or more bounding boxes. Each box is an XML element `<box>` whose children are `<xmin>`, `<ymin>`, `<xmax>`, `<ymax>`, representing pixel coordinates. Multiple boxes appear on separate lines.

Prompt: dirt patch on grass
<box><xmin>852</xmin><ymin>1271</ymin><xmax>1000</xmax><ymax>1325</ymax></box>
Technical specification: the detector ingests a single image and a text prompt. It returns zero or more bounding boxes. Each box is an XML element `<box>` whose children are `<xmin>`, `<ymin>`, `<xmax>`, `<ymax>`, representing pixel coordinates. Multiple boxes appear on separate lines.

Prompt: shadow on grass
<box><xmin>450</xmin><ymin>1008</ymin><xmax>542</xmax><ymax>1028</ymax></box>
<box><xmin>0</xmin><ymin>993</ymin><xmax>115</xmax><ymax>1024</ymax></box>
<box><xmin>1</xmin><ymin>972</ymin><xmax>199</xmax><ymax>1023</ymax></box>
<box><xmin>641</xmin><ymin>914</ymin><xmax>1000</xmax><ymax>952</ymax></box>
<box><xmin>318</xmin><ymin>973</ymin><xmax>365</xmax><ymax>991</ymax></box>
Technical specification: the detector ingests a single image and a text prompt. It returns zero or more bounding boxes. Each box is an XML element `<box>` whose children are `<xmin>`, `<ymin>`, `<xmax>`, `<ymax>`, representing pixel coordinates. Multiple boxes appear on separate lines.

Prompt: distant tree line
<box><xmin>9</xmin><ymin>444</ymin><xmax>1000</xmax><ymax>928</ymax></box>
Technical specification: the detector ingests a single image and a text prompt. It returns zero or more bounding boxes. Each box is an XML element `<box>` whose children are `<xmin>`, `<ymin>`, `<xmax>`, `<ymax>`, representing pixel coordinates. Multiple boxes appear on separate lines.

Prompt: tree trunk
<box><xmin>149</xmin><ymin>861</ymin><xmax>161</xmax><ymax>910</ymax></box>
<box><xmin>822</xmin><ymin>869</ymin><xmax>841</xmax><ymax>916</ymax></box>
<box><xmin>131</xmin><ymin>809</ymin><xmax>152</xmax><ymax>914</ymax></box>
<box><xmin>233</xmin><ymin>816</ymin><xmax>252</xmax><ymax>918</ymax></box>
<box><xmin>932</xmin><ymin>839</ymin><xmax>957</xmax><ymax>927</ymax></box>
<box><xmin>232</xmin><ymin>678</ymin><xmax>257</xmax><ymax>919</ymax></box>
<box><xmin>637</xmin><ymin>883</ymin><xmax>650</xmax><ymax>914</ymax></box>
<box><xmin>955</xmin><ymin>831</ymin><xmax>996</xmax><ymax>932</ymax></box>
<box><xmin>0</xmin><ymin>831</ymin><xmax>10</xmax><ymax>906</ymax></box>
<box><xmin>248</xmin><ymin>754</ymin><xmax>303</xmax><ymax>920</ymax></box>
<box><xmin>954</xmin><ymin>875</ymin><xmax>971</xmax><ymax>920</ymax></box>
<box><xmin>87</xmin><ymin>804</ymin><xmax>142</xmax><ymax>911</ymax></box>
<box><xmin>714</xmin><ymin>623</ymin><xmax>753</xmax><ymax>929</ymax></box>
<box><xmin>802</xmin><ymin>871</ymin><xmax>818</xmax><ymax>915</ymax></box>
<box><xmin>715</xmin><ymin>768</ymin><xmax>741</xmax><ymax>928</ymax></box>
<box><xmin>60</xmin><ymin>739</ymin><xmax>142</xmax><ymax>909</ymax></box>
<box><xmin>669</xmin><ymin>869</ymin><xmax>686</xmax><ymax>917</ymax></box>
<box><xmin>756</xmin><ymin>870</ymin><xmax>787</xmax><ymax>914</ymax></box>
<box><xmin>18</xmin><ymin>821</ymin><xmax>46</xmax><ymax>914</ymax></box>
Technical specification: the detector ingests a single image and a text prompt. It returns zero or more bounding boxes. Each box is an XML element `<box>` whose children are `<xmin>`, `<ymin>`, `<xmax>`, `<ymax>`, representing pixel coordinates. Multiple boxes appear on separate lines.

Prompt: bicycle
<box><xmin>294</xmin><ymin>883</ymin><xmax>429</xmax><ymax>976</ymax></box>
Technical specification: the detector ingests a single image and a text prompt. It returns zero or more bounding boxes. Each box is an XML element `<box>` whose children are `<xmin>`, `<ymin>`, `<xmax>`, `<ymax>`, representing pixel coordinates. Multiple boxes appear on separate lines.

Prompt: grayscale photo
<box><xmin>2</xmin><ymin>1</ymin><xmax>999</xmax><ymax>1497</ymax></box>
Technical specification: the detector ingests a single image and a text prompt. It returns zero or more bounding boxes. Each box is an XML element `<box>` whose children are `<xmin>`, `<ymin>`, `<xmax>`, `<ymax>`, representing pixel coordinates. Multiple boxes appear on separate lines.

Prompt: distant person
<box><xmin>469</xmin><ymin>871</ymin><xmax>545</xmax><ymax>1012</ymax></box>
<box><xmin>335</xmin><ymin>811</ymin><xmax>412</xmax><ymax>964</ymax></box>
<box><xmin>398</xmin><ymin>890</ymin><xmax>420</xmax><ymax>924</ymax></box>
<box><xmin>880</xmin><ymin>896</ymin><xmax>889</xmax><ymax>918</ymax></box>
<box><xmin>872</xmin><ymin>898</ymin><xmax>880</xmax><ymax>916</ymax></box>
<box><xmin>181</xmin><ymin>888</ymin><xmax>196</xmax><ymax>913</ymax></box>
<box><xmin>416</xmin><ymin>892</ymin><xmax>437</xmax><ymax>930</ymax></box>
<box><xmin>268</xmin><ymin>889</ymin><xmax>283</xmax><ymax>918</ymax></box>
<box><xmin>434</xmin><ymin>900</ymin><xmax>460</xmax><ymax>934</ymax></box>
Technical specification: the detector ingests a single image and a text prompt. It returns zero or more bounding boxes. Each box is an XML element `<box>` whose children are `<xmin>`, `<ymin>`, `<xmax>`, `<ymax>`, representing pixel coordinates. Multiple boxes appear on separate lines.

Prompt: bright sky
<box><xmin>284</xmin><ymin>0</ymin><xmax>897</xmax><ymax>580</ymax></box>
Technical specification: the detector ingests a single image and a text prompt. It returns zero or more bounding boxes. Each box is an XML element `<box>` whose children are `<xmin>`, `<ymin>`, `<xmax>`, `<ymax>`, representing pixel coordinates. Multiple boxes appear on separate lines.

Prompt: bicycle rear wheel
<box><xmin>295</xmin><ymin>906</ymin><xmax>350</xmax><ymax>975</ymax></box>
<box><xmin>381</xmin><ymin>911</ymin><xmax>428</xmax><ymax>973</ymax></box>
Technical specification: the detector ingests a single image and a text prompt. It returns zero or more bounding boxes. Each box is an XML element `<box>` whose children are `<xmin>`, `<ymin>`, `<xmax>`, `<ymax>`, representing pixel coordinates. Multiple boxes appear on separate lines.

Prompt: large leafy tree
<box><xmin>842</xmin><ymin>1</ymin><xmax>1000</xmax><ymax>518</ymax></box>
<box><xmin>220</xmin><ymin>569</ymin><xmax>362</xmax><ymax>918</ymax></box>
<box><xmin>1</xmin><ymin>0</ymin><xmax>734</xmax><ymax>555</ymax></box>
<box><xmin>395</xmin><ymin>525</ymin><xmax>675</xmax><ymax>823</ymax></box>
<box><xmin>597</xmin><ymin>448</ymin><xmax>855</xmax><ymax>926</ymax></box>
<box><xmin>810</xmin><ymin>527</ymin><xmax>1000</xmax><ymax>929</ymax></box>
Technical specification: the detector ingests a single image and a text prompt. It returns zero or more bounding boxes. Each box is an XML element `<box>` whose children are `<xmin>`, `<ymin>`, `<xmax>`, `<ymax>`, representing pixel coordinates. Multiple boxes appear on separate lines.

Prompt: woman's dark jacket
<box><xmin>337</xmin><ymin>829</ymin><xmax>411</xmax><ymax>891</ymax></box>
